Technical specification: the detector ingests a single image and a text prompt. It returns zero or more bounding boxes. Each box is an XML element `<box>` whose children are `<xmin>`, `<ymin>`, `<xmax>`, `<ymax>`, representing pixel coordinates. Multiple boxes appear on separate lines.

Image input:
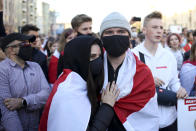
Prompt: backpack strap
<box><xmin>139</xmin><ymin>52</ymin><xmax>145</xmax><ymax>64</ymax></box>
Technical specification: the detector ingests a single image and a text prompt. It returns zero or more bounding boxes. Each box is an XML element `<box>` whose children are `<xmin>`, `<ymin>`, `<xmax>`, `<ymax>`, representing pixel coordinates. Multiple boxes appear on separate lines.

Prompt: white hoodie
<box><xmin>132</xmin><ymin>42</ymin><xmax>181</xmax><ymax>128</ymax></box>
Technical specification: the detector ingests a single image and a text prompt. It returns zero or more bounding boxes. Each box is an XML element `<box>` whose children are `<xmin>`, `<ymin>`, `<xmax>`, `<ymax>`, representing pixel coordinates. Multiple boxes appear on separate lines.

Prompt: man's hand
<box><xmin>176</xmin><ymin>87</ymin><xmax>188</xmax><ymax>98</ymax></box>
<box><xmin>154</xmin><ymin>77</ymin><xmax>165</xmax><ymax>87</ymax></box>
<box><xmin>101</xmin><ymin>81</ymin><xmax>120</xmax><ymax>107</ymax></box>
<box><xmin>4</xmin><ymin>98</ymin><xmax>23</xmax><ymax>111</ymax></box>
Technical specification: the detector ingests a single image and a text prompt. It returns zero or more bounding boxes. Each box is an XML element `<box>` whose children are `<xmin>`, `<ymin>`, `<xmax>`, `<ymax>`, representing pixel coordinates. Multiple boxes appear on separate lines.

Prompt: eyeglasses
<box><xmin>6</xmin><ymin>41</ymin><xmax>29</xmax><ymax>48</ymax></box>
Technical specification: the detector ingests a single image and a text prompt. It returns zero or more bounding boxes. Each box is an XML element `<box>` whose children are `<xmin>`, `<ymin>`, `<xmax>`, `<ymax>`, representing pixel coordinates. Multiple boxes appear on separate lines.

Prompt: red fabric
<box><xmin>48</xmin><ymin>55</ymin><xmax>59</xmax><ymax>83</ymax></box>
<box><xmin>39</xmin><ymin>69</ymin><xmax>72</xmax><ymax>131</ymax></box>
<box><xmin>183</xmin><ymin>42</ymin><xmax>192</xmax><ymax>52</ymax></box>
<box><xmin>61</xmin><ymin>51</ymin><xmax>64</xmax><ymax>56</ymax></box>
<box><xmin>183</xmin><ymin>60</ymin><xmax>196</xmax><ymax>66</ymax></box>
<box><xmin>114</xmin><ymin>54</ymin><xmax>155</xmax><ymax>123</ymax></box>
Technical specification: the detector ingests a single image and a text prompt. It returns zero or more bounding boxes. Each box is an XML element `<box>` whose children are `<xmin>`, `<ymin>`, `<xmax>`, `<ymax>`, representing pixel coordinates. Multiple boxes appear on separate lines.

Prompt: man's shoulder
<box><xmin>32</xmin><ymin>48</ymin><xmax>47</xmax><ymax>62</ymax></box>
<box><xmin>132</xmin><ymin>53</ymin><xmax>152</xmax><ymax>75</ymax></box>
<box><xmin>32</xmin><ymin>48</ymin><xmax>46</xmax><ymax>58</ymax></box>
<box><xmin>131</xmin><ymin>43</ymin><xmax>143</xmax><ymax>52</ymax></box>
<box><xmin>131</xmin><ymin>43</ymin><xmax>146</xmax><ymax>57</ymax></box>
<box><xmin>26</xmin><ymin>61</ymin><xmax>41</xmax><ymax>68</ymax></box>
<box><xmin>160</xmin><ymin>47</ymin><xmax>176</xmax><ymax>59</ymax></box>
<box><xmin>0</xmin><ymin>58</ymin><xmax>11</xmax><ymax>68</ymax></box>
<box><xmin>0</xmin><ymin>58</ymin><xmax>11</xmax><ymax>74</ymax></box>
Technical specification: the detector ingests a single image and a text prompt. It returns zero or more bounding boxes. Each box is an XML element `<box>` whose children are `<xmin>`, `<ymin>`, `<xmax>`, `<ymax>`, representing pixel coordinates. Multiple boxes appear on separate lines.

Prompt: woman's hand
<box><xmin>101</xmin><ymin>81</ymin><xmax>120</xmax><ymax>107</ymax></box>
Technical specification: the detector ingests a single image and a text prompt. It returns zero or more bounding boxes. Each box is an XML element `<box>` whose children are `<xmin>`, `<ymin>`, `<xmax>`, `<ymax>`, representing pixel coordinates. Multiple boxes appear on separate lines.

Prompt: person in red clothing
<box><xmin>183</xmin><ymin>31</ymin><xmax>193</xmax><ymax>52</ymax></box>
<box><xmin>48</xmin><ymin>28</ymin><xmax>75</xmax><ymax>86</ymax></box>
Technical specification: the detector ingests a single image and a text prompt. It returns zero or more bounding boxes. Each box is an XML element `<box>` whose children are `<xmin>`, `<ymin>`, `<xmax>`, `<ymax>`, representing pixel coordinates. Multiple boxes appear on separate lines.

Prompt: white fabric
<box><xmin>104</xmin><ymin>49</ymin><xmax>159</xmax><ymax>131</ymax></box>
<box><xmin>53</xmin><ymin>49</ymin><xmax>60</xmax><ymax>59</ymax></box>
<box><xmin>167</xmin><ymin>48</ymin><xmax>183</xmax><ymax>72</ymax></box>
<box><xmin>132</xmin><ymin>42</ymin><xmax>180</xmax><ymax>128</ymax></box>
<box><xmin>180</xmin><ymin>63</ymin><xmax>196</xmax><ymax>96</ymax></box>
<box><xmin>47</xmin><ymin>72</ymin><xmax>91</xmax><ymax>131</ymax></box>
<box><xmin>103</xmin><ymin>48</ymin><xmax>135</xmax><ymax>100</ymax></box>
<box><xmin>124</xmin><ymin>93</ymin><xmax>159</xmax><ymax>131</ymax></box>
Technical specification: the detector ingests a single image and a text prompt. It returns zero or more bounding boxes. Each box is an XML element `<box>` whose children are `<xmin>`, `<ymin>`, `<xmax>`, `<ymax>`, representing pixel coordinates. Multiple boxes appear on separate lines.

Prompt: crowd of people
<box><xmin>0</xmin><ymin>1</ymin><xmax>195</xmax><ymax>131</ymax></box>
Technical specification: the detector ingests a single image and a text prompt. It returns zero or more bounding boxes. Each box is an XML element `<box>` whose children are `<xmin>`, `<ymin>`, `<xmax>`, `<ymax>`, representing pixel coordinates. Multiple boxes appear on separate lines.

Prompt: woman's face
<box><xmin>50</xmin><ymin>42</ymin><xmax>58</xmax><ymax>54</ymax></box>
<box><xmin>66</xmin><ymin>32</ymin><xmax>76</xmax><ymax>43</ymax></box>
<box><xmin>169</xmin><ymin>35</ymin><xmax>180</xmax><ymax>50</ymax></box>
<box><xmin>90</xmin><ymin>44</ymin><xmax>101</xmax><ymax>61</ymax></box>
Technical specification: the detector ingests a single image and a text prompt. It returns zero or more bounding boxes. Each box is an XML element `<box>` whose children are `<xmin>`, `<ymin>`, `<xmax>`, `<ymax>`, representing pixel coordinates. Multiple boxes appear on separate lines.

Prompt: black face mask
<box><xmin>102</xmin><ymin>35</ymin><xmax>130</xmax><ymax>57</ymax></box>
<box><xmin>90</xmin><ymin>56</ymin><xmax>103</xmax><ymax>76</ymax></box>
<box><xmin>18</xmin><ymin>45</ymin><xmax>33</xmax><ymax>61</ymax></box>
<box><xmin>77</xmin><ymin>32</ymin><xmax>92</xmax><ymax>37</ymax></box>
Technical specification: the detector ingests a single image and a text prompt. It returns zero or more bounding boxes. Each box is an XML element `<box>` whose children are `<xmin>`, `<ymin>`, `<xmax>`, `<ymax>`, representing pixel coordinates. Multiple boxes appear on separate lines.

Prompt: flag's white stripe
<box><xmin>103</xmin><ymin>49</ymin><xmax>136</xmax><ymax>100</ymax></box>
<box><xmin>53</xmin><ymin>49</ymin><xmax>60</xmax><ymax>59</ymax></box>
<box><xmin>124</xmin><ymin>94</ymin><xmax>159</xmax><ymax>131</ymax></box>
<box><xmin>47</xmin><ymin>72</ymin><xmax>91</xmax><ymax>131</ymax></box>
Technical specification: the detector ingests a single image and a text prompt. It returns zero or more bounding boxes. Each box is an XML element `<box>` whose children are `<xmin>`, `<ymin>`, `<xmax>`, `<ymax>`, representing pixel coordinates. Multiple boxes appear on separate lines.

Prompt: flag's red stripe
<box><xmin>39</xmin><ymin>69</ymin><xmax>72</xmax><ymax>131</ymax></box>
<box><xmin>156</xmin><ymin>66</ymin><xmax>167</xmax><ymax>69</ymax></box>
<box><xmin>114</xmin><ymin>54</ymin><xmax>155</xmax><ymax>123</ymax></box>
<box><xmin>48</xmin><ymin>55</ymin><xmax>59</xmax><ymax>83</ymax></box>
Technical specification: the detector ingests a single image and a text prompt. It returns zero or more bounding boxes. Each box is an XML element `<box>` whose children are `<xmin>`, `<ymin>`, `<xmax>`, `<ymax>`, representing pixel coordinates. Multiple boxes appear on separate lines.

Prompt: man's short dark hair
<box><xmin>193</xmin><ymin>30</ymin><xmax>196</xmax><ymax>37</ymax></box>
<box><xmin>21</xmin><ymin>24</ymin><xmax>40</xmax><ymax>34</ymax></box>
<box><xmin>71</xmin><ymin>14</ymin><xmax>92</xmax><ymax>30</ymax></box>
<box><xmin>143</xmin><ymin>11</ymin><xmax>162</xmax><ymax>27</ymax></box>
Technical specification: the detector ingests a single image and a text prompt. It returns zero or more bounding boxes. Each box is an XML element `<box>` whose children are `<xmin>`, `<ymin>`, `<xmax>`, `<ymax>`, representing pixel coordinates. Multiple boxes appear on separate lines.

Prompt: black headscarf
<box><xmin>63</xmin><ymin>35</ymin><xmax>103</xmax><ymax>81</ymax></box>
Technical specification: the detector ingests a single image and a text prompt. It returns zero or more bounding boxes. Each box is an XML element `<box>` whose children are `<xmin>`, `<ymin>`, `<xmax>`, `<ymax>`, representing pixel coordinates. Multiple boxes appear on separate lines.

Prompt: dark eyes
<box><xmin>152</xmin><ymin>26</ymin><xmax>163</xmax><ymax>29</ymax></box>
<box><xmin>82</xmin><ymin>27</ymin><xmax>92</xmax><ymax>31</ymax></box>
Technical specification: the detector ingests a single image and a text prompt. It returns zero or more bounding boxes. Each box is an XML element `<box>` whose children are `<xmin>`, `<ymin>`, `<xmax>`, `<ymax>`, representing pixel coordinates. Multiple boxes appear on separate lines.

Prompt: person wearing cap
<box><xmin>0</xmin><ymin>33</ymin><xmax>50</xmax><ymax>131</ymax></box>
<box><xmin>99</xmin><ymin>12</ymin><xmax>159</xmax><ymax>131</ymax></box>
<box><xmin>132</xmin><ymin>11</ymin><xmax>187</xmax><ymax>131</ymax></box>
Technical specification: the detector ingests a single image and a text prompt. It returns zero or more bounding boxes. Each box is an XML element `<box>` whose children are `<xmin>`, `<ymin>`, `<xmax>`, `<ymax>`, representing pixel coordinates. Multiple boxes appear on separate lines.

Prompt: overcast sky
<box><xmin>44</xmin><ymin>0</ymin><xmax>196</xmax><ymax>32</ymax></box>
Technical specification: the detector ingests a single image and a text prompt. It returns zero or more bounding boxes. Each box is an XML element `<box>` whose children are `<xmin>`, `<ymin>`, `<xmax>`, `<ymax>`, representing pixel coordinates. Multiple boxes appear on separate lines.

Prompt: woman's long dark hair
<box><xmin>86</xmin><ymin>44</ymin><xmax>104</xmax><ymax>116</ymax></box>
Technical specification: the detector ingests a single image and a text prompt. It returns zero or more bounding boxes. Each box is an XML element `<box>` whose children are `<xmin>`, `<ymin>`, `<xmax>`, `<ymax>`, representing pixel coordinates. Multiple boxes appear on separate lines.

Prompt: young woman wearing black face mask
<box><xmin>39</xmin><ymin>35</ymin><xmax>120</xmax><ymax>131</ymax></box>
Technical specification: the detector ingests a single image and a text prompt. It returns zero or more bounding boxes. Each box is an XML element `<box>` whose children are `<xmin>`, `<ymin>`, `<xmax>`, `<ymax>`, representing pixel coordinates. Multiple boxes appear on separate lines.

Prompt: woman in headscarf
<box><xmin>39</xmin><ymin>35</ymin><xmax>120</xmax><ymax>131</ymax></box>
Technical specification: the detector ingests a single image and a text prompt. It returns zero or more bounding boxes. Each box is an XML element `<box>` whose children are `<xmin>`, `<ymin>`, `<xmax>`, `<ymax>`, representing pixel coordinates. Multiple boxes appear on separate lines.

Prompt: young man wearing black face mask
<box><xmin>99</xmin><ymin>12</ymin><xmax>159</xmax><ymax>131</ymax></box>
<box><xmin>21</xmin><ymin>24</ymin><xmax>48</xmax><ymax>80</ymax></box>
<box><xmin>0</xmin><ymin>33</ymin><xmax>50</xmax><ymax>131</ymax></box>
<box><xmin>71</xmin><ymin>14</ymin><xmax>92</xmax><ymax>36</ymax></box>
<box><xmin>56</xmin><ymin>14</ymin><xmax>93</xmax><ymax>78</ymax></box>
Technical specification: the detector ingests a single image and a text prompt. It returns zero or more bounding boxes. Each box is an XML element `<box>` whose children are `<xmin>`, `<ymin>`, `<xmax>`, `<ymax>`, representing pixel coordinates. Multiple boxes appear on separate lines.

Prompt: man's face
<box><xmin>143</xmin><ymin>18</ymin><xmax>163</xmax><ymax>44</ymax></box>
<box><xmin>102</xmin><ymin>27</ymin><xmax>129</xmax><ymax>37</ymax></box>
<box><xmin>77</xmin><ymin>21</ymin><xmax>92</xmax><ymax>35</ymax></box>
<box><xmin>27</xmin><ymin>31</ymin><xmax>41</xmax><ymax>49</ymax></box>
<box><xmin>131</xmin><ymin>27</ymin><xmax>137</xmax><ymax>33</ymax></box>
<box><xmin>6</xmin><ymin>40</ymin><xmax>28</xmax><ymax>56</ymax></box>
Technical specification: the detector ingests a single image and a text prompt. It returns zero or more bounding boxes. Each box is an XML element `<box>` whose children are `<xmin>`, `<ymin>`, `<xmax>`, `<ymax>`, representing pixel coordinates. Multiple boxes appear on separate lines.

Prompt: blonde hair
<box><xmin>143</xmin><ymin>11</ymin><xmax>162</xmax><ymax>27</ymax></box>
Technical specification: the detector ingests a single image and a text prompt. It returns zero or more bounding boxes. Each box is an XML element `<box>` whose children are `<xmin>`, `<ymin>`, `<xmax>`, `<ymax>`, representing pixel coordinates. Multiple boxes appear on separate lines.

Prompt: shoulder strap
<box><xmin>139</xmin><ymin>52</ymin><xmax>145</xmax><ymax>64</ymax></box>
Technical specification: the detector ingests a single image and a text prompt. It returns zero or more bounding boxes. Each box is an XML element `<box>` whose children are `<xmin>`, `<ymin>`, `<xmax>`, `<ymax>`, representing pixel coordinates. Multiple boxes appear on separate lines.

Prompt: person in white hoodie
<box><xmin>132</xmin><ymin>11</ymin><xmax>188</xmax><ymax>131</ymax></box>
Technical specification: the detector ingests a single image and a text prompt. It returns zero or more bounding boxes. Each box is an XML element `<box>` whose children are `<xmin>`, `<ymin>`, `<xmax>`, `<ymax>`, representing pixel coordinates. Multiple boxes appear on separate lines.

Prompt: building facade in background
<box><xmin>163</xmin><ymin>6</ymin><xmax>196</xmax><ymax>30</ymax></box>
<box><xmin>3</xmin><ymin>0</ymin><xmax>57</xmax><ymax>36</ymax></box>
